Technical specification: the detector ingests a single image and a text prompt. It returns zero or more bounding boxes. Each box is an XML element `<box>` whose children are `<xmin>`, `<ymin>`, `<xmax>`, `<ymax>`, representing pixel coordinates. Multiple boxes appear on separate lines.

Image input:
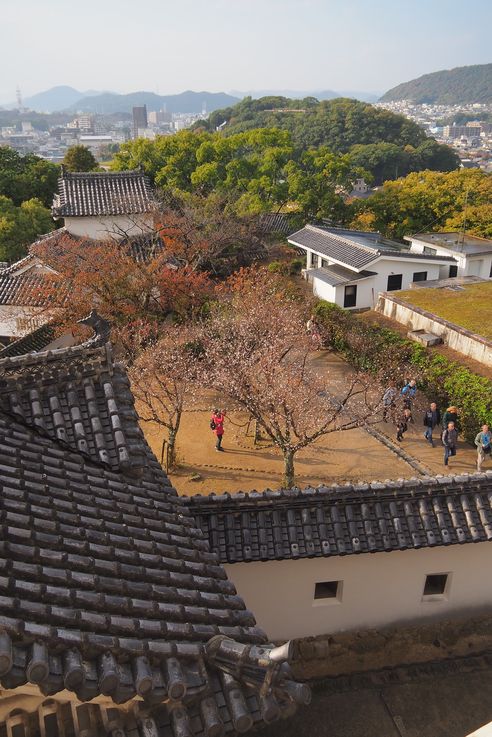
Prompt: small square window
<box><xmin>314</xmin><ymin>580</ymin><xmax>340</xmax><ymax>600</ymax></box>
<box><xmin>423</xmin><ymin>573</ymin><xmax>448</xmax><ymax>597</ymax></box>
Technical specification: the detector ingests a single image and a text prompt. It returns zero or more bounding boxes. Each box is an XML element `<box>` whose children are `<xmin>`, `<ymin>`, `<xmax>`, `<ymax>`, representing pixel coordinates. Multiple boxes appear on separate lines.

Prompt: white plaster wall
<box><xmin>64</xmin><ymin>213</ymin><xmax>152</xmax><ymax>240</ymax></box>
<box><xmin>0</xmin><ymin>307</ymin><xmax>52</xmax><ymax>339</ymax></box>
<box><xmin>225</xmin><ymin>542</ymin><xmax>492</xmax><ymax>641</ymax></box>
<box><xmin>408</xmin><ymin>237</ymin><xmax>492</xmax><ymax>278</ymax></box>
<box><xmin>376</xmin><ymin>295</ymin><xmax>492</xmax><ymax>366</ymax></box>
<box><xmin>311</xmin><ymin>278</ymin><xmax>338</xmax><ymax>305</ymax></box>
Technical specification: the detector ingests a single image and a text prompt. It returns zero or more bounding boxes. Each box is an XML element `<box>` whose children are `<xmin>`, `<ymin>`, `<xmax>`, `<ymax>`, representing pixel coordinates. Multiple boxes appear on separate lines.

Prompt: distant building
<box><xmin>288</xmin><ymin>225</ymin><xmax>455</xmax><ymax>310</ymax></box>
<box><xmin>132</xmin><ymin>104</ymin><xmax>148</xmax><ymax>138</ymax></box>
<box><xmin>148</xmin><ymin>109</ymin><xmax>172</xmax><ymax>125</ymax></box>
<box><xmin>405</xmin><ymin>232</ymin><xmax>492</xmax><ymax>279</ymax></box>
<box><xmin>52</xmin><ymin>168</ymin><xmax>154</xmax><ymax>240</ymax></box>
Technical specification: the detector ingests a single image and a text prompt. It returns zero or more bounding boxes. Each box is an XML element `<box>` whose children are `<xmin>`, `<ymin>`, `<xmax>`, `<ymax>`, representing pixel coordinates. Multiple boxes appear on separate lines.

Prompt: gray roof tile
<box><xmin>186</xmin><ymin>473</ymin><xmax>492</xmax><ymax>562</ymax></box>
<box><xmin>52</xmin><ymin>169</ymin><xmax>153</xmax><ymax>218</ymax></box>
<box><xmin>0</xmin><ymin>313</ymin><xmax>307</xmax><ymax>735</ymax></box>
<box><xmin>289</xmin><ymin>225</ymin><xmax>456</xmax><ymax>269</ymax></box>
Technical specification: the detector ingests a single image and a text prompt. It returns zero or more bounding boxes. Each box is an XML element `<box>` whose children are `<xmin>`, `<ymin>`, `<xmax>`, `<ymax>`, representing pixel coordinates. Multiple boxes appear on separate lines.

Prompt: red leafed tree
<box><xmin>197</xmin><ymin>269</ymin><xmax>384</xmax><ymax>487</ymax></box>
<box><xmin>129</xmin><ymin>325</ymin><xmax>201</xmax><ymax>467</ymax></box>
<box><xmin>32</xmin><ymin>233</ymin><xmax>213</xmax><ymax>350</ymax></box>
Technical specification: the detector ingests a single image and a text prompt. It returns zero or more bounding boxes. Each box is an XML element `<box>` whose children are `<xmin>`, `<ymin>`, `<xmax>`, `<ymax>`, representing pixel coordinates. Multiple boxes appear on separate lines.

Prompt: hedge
<box><xmin>314</xmin><ymin>301</ymin><xmax>492</xmax><ymax>443</ymax></box>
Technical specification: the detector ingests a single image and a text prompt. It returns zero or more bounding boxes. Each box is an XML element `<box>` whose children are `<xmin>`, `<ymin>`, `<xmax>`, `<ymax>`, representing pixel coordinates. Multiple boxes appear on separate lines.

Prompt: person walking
<box><xmin>442</xmin><ymin>421</ymin><xmax>458</xmax><ymax>467</ymax></box>
<box><xmin>423</xmin><ymin>402</ymin><xmax>441</xmax><ymax>447</ymax></box>
<box><xmin>382</xmin><ymin>384</ymin><xmax>397</xmax><ymax>422</ymax></box>
<box><xmin>210</xmin><ymin>409</ymin><xmax>226</xmax><ymax>452</ymax></box>
<box><xmin>442</xmin><ymin>406</ymin><xmax>459</xmax><ymax>431</ymax></box>
<box><xmin>306</xmin><ymin>315</ymin><xmax>321</xmax><ymax>350</ymax></box>
<box><xmin>475</xmin><ymin>424</ymin><xmax>491</xmax><ymax>472</ymax></box>
<box><xmin>396</xmin><ymin>407</ymin><xmax>412</xmax><ymax>442</ymax></box>
<box><xmin>400</xmin><ymin>379</ymin><xmax>417</xmax><ymax>409</ymax></box>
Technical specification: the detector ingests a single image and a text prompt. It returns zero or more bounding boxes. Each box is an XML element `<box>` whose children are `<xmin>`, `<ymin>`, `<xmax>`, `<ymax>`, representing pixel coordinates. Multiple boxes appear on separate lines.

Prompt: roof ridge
<box><xmin>185</xmin><ymin>472</ymin><xmax>492</xmax><ymax>505</ymax></box>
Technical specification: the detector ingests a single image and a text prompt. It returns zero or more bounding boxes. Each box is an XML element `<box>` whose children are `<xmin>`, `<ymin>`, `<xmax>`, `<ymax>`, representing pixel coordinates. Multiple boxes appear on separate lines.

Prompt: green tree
<box><xmin>0</xmin><ymin>196</ymin><xmax>53</xmax><ymax>262</ymax></box>
<box><xmin>349</xmin><ymin>168</ymin><xmax>492</xmax><ymax>240</ymax></box>
<box><xmin>63</xmin><ymin>145</ymin><xmax>98</xmax><ymax>172</ymax></box>
<box><xmin>0</xmin><ymin>147</ymin><xmax>59</xmax><ymax>207</ymax></box>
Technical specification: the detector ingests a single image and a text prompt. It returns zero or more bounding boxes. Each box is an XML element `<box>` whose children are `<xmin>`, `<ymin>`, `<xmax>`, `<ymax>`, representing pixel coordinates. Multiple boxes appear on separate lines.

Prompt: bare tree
<box><xmin>129</xmin><ymin>326</ymin><xmax>200</xmax><ymax>468</ymax></box>
<box><xmin>196</xmin><ymin>271</ymin><xmax>385</xmax><ymax>487</ymax></box>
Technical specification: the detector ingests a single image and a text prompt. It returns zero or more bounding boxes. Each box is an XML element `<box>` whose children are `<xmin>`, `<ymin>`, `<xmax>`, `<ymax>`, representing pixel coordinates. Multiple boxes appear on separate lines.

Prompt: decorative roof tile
<box><xmin>186</xmin><ymin>473</ymin><xmax>492</xmax><ymax>563</ymax></box>
<box><xmin>52</xmin><ymin>169</ymin><xmax>153</xmax><ymax>218</ymax></box>
<box><xmin>0</xmin><ymin>313</ymin><xmax>307</xmax><ymax>736</ymax></box>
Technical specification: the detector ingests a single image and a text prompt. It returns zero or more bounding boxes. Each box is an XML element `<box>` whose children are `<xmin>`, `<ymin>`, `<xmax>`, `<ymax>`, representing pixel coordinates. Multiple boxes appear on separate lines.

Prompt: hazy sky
<box><xmin>1</xmin><ymin>0</ymin><xmax>491</xmax><ymax>102</ymax></box>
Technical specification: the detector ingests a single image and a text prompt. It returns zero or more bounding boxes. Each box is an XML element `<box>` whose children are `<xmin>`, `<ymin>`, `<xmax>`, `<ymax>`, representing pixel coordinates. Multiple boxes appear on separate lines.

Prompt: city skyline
<box><xmin>1</xmin><ymin>0</ymin><xmax>491</xmax><ymax>104</ymax></box>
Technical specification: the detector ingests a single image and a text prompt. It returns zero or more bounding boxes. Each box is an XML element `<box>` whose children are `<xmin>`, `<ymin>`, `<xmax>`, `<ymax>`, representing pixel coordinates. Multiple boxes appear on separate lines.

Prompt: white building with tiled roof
<box><xmin>405</xmin><ymin>232</ymin><xmax>492</xmax><ymax>279</ymax></box>
<box><xmin>52</xmin><ymin>168</ymin><xmax>154</xmax><ymax>241</ymax></box>
<box><xmin>289</xmin><ymin>225</ymin><xmax>456</xmax><ymax>310</ymax></box>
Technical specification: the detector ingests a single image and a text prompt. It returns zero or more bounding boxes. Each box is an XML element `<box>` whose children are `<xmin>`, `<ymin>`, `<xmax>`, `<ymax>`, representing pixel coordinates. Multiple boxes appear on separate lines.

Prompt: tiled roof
<box><xmin>0</xmin><ymin>272</ymin><xmax>67</xmax><ymax>307</ymax></box>
<box><xmin>52</xmin><ymin>169</ymin><xmax>153</xmax><ymax>218</ymax></box>
<box><xmin>0</xmin><ymin>313</ymin><xmax>307</xmax><ymax>736</ymax></box>
<box><xmin>185</xmin><ymin>473</ymin><xmax>492</xmax><ymax>563</ymax></box>
<box><xmin>0</xmin><ymin>323</ymin><xmax>56</xmax><ymax>357</ymax></box>
<box><xmin>289</xmin><ymin>225</ymin><xmax>456</xmax><ymax>270</ymax></box>
<box><xmin>307</xmin><ymin>266</ymin><xmax>377</xmax><ymax>287</ymax></box>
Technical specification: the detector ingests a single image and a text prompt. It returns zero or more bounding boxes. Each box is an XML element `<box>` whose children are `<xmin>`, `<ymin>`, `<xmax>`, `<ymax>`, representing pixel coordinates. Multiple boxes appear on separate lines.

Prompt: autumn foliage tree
<box><xmin>32</xmin><ymin>233</ymin><xmax>213</xmax><ymax>353</ymax></box>
<box><xmin>196</xmin><ymin>269</ymin><xmax>385</xmax><ymax>487</ymax></box>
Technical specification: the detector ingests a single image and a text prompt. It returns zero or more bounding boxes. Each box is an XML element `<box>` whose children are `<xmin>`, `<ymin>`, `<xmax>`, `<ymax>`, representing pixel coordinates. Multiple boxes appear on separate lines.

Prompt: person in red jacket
<box><xmin>210</xmin><ymin>409</ymin><xmax>226</xmax><ymax>451</ymax></box>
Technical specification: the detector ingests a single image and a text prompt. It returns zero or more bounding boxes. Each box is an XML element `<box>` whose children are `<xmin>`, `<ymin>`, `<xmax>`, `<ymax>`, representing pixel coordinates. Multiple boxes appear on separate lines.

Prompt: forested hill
<box><xmin>194</xmin><ymin>96</ymin><xmax>428</xmax><ymax>152</ymax></box>
<box><xmin>380</xmin><ymin>64</ymin><xmax>492</xmax><ymax>104</ymax></box>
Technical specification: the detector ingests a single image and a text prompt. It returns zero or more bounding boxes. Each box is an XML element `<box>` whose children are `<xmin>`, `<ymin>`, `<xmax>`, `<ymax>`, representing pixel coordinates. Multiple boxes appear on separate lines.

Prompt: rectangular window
<box><xmin>423</xmin><ymin>573</ymin><xmax>449</xmax><ymax>599</ymax></box>
<box><xmin>321</xmin><ymin>259</ymin><xmax>328</xmax><ymax>268</ymax></box>
<box><xmin>387</xmin><ymin>274</ymin><xmax>403</xmax><ymax>291</ymax></box>
<box><xmin>311</xmin><ymin>253</ymin><xmax>319</xmax><ymax>268</ymax></box>
<box><xmin>412</xmin><ymin>271</ymin><xmax>428</xmax><ymax>282</ymax></box>
<box><xmin>343</xmin><ymin>285</ymin><xmax>357</xmax><ymax>308</ymax></box>
<box><xmin>489</xmin><ymin>263</ymin><xmax>492</xmax><ymax>278</ymax></box>
<box><xmin>314</xmin><ymin>581</ymin><xmax>341</xmax><ymax>600</ymax></box>
<box><xmin>449</xmin><ymin>265</ymin><xmax>458</xmax><ymax>278</ymax></box>
<box><xmin>423</xmin><ymin>246</ymin><xmax>437</xmax><ymax>255</ymax></box>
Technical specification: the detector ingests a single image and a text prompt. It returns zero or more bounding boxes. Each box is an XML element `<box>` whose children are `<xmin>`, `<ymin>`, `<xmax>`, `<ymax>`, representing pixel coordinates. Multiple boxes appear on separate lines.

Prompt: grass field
<box><xmin>397</xmin><ymin>282</ymin><xmax>492</xmax><ymax>340</ymax></box>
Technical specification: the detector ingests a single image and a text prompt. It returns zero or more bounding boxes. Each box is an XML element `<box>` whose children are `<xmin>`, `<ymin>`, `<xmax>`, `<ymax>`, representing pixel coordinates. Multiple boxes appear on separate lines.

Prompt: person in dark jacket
<box><xmin>423</xmin><ymin>402</ymin><xmax>441</xmax><ymax>447</ymax></box>
<box><xmin>442</xmin><ymin>406</ymin><xmax>459</xmax><ymax>431</ymax></box>
<box><xmin>442</xmin><ymin>421</ymin><xmax>458</xmax><ymax>466</ymax></box>
<box><xmin>396</xmin><ymin>407</ymin><xmax>412</xmax><ymax>442</ymax></box>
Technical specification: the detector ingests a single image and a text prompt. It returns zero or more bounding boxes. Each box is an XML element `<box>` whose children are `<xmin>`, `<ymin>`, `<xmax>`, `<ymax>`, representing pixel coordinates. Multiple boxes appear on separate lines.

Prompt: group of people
<box><xmin>383</xmin><ymin>380</ymin><xmax>491</xmax><ymax>471</ymax></box>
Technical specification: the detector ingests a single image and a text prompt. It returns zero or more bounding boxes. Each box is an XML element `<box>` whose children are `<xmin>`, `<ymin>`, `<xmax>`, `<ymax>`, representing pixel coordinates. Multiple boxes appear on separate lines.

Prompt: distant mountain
<box><xmin>380</xmin><ymin>63</ymin><xmax>492</xmax><ymax>104</ymax></box>
<box><xmin>69</xmin><ymin>90</ymin><xmax>240</xmax><ymax>114</ymax></box>
<box><xmin>23</xmin><ymin>86</ymin><xmax>97</xmax><ymax>112</ymax></box>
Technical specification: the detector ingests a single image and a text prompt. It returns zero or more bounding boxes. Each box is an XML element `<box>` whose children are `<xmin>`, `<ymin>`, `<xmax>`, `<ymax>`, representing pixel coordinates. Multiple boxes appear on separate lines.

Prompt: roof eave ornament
<box><xmin>78</xmin><ymin>309</ymin><xmax>111</xmax><ymax>346</ymax></box>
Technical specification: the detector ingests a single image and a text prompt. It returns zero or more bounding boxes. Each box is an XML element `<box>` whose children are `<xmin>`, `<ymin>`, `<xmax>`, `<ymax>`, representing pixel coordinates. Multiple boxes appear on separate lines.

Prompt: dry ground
<box><xmin>139</xmin><ymin>352</ymin><xmax>486</xmax><ymax>496</ymax></box>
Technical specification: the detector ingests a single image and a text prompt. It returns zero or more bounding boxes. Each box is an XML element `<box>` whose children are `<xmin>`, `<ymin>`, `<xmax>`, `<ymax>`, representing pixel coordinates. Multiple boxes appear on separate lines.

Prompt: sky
<box><xmin>1</xmin><ymin>0</ymin><xmax>491</xmax><ymax>103</ymax></box>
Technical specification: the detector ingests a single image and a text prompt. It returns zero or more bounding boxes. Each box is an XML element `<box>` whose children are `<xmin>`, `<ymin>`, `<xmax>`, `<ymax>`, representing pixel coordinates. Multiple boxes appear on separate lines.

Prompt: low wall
<box><xmin>376</xmin><ymin>293</ymin><xmax>492</xmax><ymax>367</ymax></box>
<box><xmin>290</xmin><ymin>612</ymin><xmax>492</xmax><ymax>680</ymax></box>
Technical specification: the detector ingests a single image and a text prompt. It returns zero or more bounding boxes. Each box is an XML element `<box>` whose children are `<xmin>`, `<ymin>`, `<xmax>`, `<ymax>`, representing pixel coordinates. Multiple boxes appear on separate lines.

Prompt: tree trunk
<box><xmin>283</xmin><ymin>449</ymin><xmax>295</xmax><ymax>488</ymax></box>
<box><xmin>167</xmin><ymin>428</ymin><xmax>177</xmax><ymax>469</ymax></box>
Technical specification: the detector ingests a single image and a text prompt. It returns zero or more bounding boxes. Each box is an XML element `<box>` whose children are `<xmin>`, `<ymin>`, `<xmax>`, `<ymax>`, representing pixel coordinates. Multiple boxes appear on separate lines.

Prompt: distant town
<box><xmin>377</xmin><ymin>100</ymin><xmax>492</xmax><ymax>172</ymax></box>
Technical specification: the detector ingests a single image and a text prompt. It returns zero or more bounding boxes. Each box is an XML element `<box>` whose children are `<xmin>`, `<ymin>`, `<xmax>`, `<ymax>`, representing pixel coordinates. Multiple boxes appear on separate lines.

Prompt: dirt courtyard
<box><xmin>140</xmin><ymin>352</ymin><xmax>485</xmax><ymax>496</ymax></box>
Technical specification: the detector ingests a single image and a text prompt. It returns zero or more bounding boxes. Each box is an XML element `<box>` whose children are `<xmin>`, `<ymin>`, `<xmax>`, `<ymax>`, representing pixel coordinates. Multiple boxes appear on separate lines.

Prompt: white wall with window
<box><xmin>224</xmin><ymin>541</ymin><xmax>492</xmax><ymax>640</ymax></box>
<box><xmin>306</xmin><ymin>258</ymin><xmax>443</xmax><ymax>310</ymax></box>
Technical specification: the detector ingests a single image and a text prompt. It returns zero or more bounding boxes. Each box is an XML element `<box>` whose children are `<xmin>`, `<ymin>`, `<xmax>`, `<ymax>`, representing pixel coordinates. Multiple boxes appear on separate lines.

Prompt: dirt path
<box><xmin>139</xmin><ymin>350</ymin><xmax>486</xmax><ymax>496</ymax></box>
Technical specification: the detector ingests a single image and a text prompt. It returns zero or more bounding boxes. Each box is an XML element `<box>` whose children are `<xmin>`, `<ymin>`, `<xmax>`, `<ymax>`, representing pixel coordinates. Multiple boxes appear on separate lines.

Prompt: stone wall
<box><xmin>375</xmin><ymin>293</ymin><xmax>492</xmax><ymax>367</ymax></box>
<box><xmin>289</xmin><ymin>613</ymin><xmax>492</xmax><ymax>681</ymax></box>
